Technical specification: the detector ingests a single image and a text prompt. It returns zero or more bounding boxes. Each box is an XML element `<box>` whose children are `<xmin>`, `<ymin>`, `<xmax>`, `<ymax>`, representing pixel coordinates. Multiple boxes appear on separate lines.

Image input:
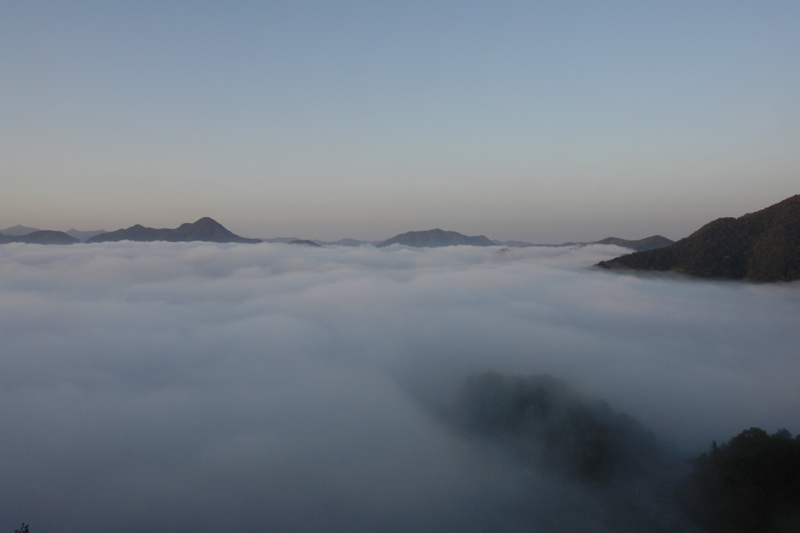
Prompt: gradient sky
<box><xmin>2</xmin><ymin>1</ymin><xmax>799</xmax><ymax>242</ymax></box>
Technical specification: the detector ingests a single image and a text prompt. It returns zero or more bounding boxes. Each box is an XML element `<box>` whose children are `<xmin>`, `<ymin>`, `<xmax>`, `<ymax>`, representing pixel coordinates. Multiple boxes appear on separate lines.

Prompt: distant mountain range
<box><xmin>87</xmin><ymin>218</ymin><xmax>261</xmax><ymax>244</ymax></box>
<box><xmin>287</xmin><ymin>239</ymin><xmax>323</xmax><ymax>247</ymax></box>
<box><xmin>263</xmin><ymin>237</ymin><xmax>371</xmax><ymax>246</ymax></box>
<box><xmin>0</xmin><ymin>225</ymin><xmax>108</xmax><ymax>243</ymax></box>
<box><xmin>0</xmin><ymin>224</ymin><xmax>42</xmax><ymax>236</ymax></box>
<box><xmin>262</xmin><ymin>237</ymin><xmax>303</xmax><ymax>244</ymax></box>
<box><xmin>493</xmin><ymin>239</ymin><xmax>536</xmax><ymax>247</ymax></box>
<box><xmin>377</xmin><ymin>229</ymin><xmax>495</xmax><ymax>248</ymax></box>
<box><xmin>0</xmin><ymin>220</ymin><xmax>674</xmax><ymax>252</ymax></box>
<box><xmin>494</xmin><ymin>236</ymin><xmax>674</xmax><ymax>251</ymax></box>
<box><xmin>66</xmin><ymin>229</ymin><xmax>107</xmax><ymax>242</ymax></box>
<box><xmin>0</xmin><ymin>218</ymin><xmax>259</xmax><ymax>245</ymax></box>
<box><xmin>315</xmin><ymin>238</ymin><xmax>369</xmax><ymax>246</ymax></box>
<box><xmin>597</xmin><ymin>195</ymin><xmax>800</xmax><ymax>281</ymax></box>
<box><xmin>0</xmin><ymin>230</ymin><xmax>78</xmax><ymax>245</ymax></box>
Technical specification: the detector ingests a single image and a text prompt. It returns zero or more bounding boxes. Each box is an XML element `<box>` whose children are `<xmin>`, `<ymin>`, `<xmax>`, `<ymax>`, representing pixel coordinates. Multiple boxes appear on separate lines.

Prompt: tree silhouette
<box><xmin>680</xmin><ymin>427</ymin><xmax>800</xmax><ymax>532</ymax></box>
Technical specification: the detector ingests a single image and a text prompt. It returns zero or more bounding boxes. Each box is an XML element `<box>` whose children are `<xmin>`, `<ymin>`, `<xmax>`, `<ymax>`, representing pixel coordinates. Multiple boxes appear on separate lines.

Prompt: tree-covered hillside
<box><xmin>597</xmin><ymin>195</ymin><xmax>800</xmax><ymax>281</ymax></box>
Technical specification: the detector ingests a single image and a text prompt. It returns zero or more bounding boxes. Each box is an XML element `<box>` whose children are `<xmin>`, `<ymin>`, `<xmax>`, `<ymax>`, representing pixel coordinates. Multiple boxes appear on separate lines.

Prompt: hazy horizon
<box><xmin>0</xmin><ymin>194</ymin><xmax>793</xmax><ymax>244</ymax></box>
<box><xmin>2</xmin><ymin>216</ymin><xmax>683</xmax><ymax>244</ymax></box>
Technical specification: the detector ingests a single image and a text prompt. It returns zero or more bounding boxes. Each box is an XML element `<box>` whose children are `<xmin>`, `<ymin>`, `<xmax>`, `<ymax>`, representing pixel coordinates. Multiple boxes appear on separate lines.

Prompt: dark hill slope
<box><xmin>597</xmin><ymin>195</ymin><xmax>800</xmax><ymax>281</ymax></box>
<box><xmin>88</xmin><ymin>224</ymin><xmax>166</xmax><ymax>242</ymax></box>
<box><xmin>66</xmin><ymin>229</ymin><xmax>107</xmax><ymax>242</ymax></box>
<box><xmin>87</xmin><ymin>218</ymin><xmax>261</xmax><ymax>244</ymax></box>
<box><xmin>0</xmin><ymin>230</ymin><xmax>78</xmax><ymax>245</ymax></box>
<box><xmin>377</xmin><ymin>229</ymin><xmax>494</xmax><ymax>248</ymax></box>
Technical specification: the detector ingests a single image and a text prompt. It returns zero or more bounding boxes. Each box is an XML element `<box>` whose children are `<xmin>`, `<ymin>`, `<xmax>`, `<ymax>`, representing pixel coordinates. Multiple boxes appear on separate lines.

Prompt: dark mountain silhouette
<box><xmin>263</xmin><ymin>237</ymin><xmax>301</xmax><ymax>243</ymax></box>
<box><xmin>87</xmin><ymin>218</ymin><xmax>261</xmax><ymax>244</ymax></box>
<box><xmin>491</xmin><ymin>236</ymin><xmax>672</xmax><ymax>250</ymax></box>
<box><xmin>377</xmin><ymin>229</ymin><xmax>495</xmax><ymax>248</ymax></box>
<box><xmin>0</xmin><ymin>224</ymin><xmax>40</xmax><ymax>236</ymax></box>
<box><xmin>0</xmin><ymin>230</ymin><xmax>78</xmax><ymax>245</ymax></box>
<box><xmin>66</xmin><ymin>229</ymin><xmax>107</xmax><ymax>242</ymax></box>
<box><xmin>679</xmin><ymin>427</ymin><xmax>800</xmax><ymax>533</ymax></box>
<box><xmin>597</xmin><ymin>195</ymin><xmax>800</xmax><ymax>281</ymax></box>
<box><xmin>448</xmin><ymin>372</ymin><xmax>664</xmax><ymax>484</ymax></box>
<box><xmin>593</xmin><ymin>235</ymin><xmax>673</xmax><ymax>251</ymax></box>
<box><xmin>287</xmin><ymin>239</ymin><xmax>323</xmax><ymax>247</ymax></box>
<box><xmin>264</xmin><ymin>237</ymin><xmax>352</xmax><ymax>246</ymax></box>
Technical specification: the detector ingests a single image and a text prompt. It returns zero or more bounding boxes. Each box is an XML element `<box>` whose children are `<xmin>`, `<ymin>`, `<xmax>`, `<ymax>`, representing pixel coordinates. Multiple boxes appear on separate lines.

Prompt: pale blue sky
<box><xmin>2</xmin><ymin>1</ymin><xmax>799</xmax><ymax>241</ymax></box>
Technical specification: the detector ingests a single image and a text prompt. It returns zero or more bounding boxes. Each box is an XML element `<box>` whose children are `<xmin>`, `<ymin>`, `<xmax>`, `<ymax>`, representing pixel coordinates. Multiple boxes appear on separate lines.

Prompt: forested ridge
<box><xmin>597</xmin><ymin>195</ymin><xmax>800</xmax><ymax>281</ymax></box>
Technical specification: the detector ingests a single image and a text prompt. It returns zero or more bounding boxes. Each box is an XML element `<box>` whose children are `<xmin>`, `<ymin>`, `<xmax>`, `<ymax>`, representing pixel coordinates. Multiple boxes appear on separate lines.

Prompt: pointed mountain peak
<box><xmin>88</xmin><ymin>218</ymin><xmax>261</xmax><ymax>244</ymax></box>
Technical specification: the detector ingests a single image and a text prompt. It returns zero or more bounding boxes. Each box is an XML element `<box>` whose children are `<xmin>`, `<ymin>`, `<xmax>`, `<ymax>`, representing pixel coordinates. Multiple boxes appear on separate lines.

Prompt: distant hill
<box><xmin>87</xmin><ymin>218</ymin><xmax>261</xmax><ymax>244</ymax></box>
<box><xmin>287</xmin><ymin>239</ymin><xmax>323</xmax><ymax>247</ymax></box>
<box><xmin>315</xmin><ymin>238</ymin><xmax>368</xmax><ymax>246</ymax></box>
<box><xmin>377</xmin><ymin>229</ymin><xmax>495</xmax><ymax>248</ymax></box>
<box><xmin>490</xmin><ymin>236</ymin><xmax>671</xmax><ymax>250</ymax></box>
<box><xmin>493</xmin><ymin>240</ymin><xmax>535</xmax><ymax>247</ymax></box>
<box><xmin>592</xmin><ymin>235</ymin><xmax>673</xmax><ymax>251</ymax></box>
<box><xmin>0</xmin><ymin>224</ymin><xmax>41</xmax><ymax>236</ymax></box>
<box><xmin>263</xmin><ymin>237</ymin><xmax>301</xmax><ymax>243</ymax></box>
<box><xmin>0</xmin><ymin>230</ymin><xmax>78</xmax><ymax>245</ymax></box>
<box><xmin>597</xmin><ymin>195</ymin><xmax>800</xmax><ymax>281</ymax></box>
<box><xmin>264</xmin><ymin>237</ymin><xmax>360</xmax><ymax>245</ymax></box>
<box><xmin>66</xmin><ymin>229</ymin><xmax>107</xmax><ymax>242</ymax></box>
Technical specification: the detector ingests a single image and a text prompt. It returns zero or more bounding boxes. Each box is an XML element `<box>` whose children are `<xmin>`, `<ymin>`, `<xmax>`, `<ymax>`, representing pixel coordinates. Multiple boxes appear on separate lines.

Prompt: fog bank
<box><xmin>1</xmin><ymin>242</ymin><xmax>798</xmax><ymax>531</ymax></box>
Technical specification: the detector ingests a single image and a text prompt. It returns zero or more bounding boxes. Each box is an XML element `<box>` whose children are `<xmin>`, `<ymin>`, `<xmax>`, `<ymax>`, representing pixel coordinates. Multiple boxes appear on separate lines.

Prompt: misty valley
<box><xmin>5</xmin><ymin>0</ymin><xmax>800</xmax><ymax>530</ymax></box>
<box><xmin>1</xmin><ymin>241</ymin><xmax>799</xmax><ymax>532</ymax></box>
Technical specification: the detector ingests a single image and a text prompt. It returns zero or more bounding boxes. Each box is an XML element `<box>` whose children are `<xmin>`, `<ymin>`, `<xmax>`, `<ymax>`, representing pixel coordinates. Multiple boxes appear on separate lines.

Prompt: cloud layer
<box><xmin>1</xmin><ymin>242</ymin><xmax>798</xmax><ymax>531</ymax></box>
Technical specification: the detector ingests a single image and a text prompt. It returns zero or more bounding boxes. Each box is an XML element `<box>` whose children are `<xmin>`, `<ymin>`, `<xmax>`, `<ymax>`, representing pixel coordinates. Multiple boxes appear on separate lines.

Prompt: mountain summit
<box><xmin>87</xmin><ymin>218</ymin><xmax>261</xmax><ymax>244</ymax></box>
<box><xmin>597</xmin><ymin>195</ymin><xmax>800</xmax><ymax>281</ymax></box>
<box><xmin>377</xmin><ymin>229</ymin><xmax>495</xmax><ymax>248</ymax></box>
<box><xmin>0</xmin><ymin>224</ymin><xmax>41</xmax><ymax>236</ymax></box>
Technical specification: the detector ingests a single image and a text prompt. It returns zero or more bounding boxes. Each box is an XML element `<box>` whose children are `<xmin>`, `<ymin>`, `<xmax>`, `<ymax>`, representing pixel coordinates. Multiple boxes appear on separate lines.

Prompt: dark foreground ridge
<box><xmin>87</xmin><ymin>217</ymin><xmax>261</xmax><ymax>244</ymax></box>
<box><xmin>597</xmin><ymin>194</ymin><xmax>800</xmax><ymax>281</ymax></box>
<box><xmin>679</xmin><ymin>427</ymin><xmax>800</xmax><ymax>533</ymax></box>
<box><xmin>0</xmin><ymin>230</ymin><xmax>79</xmax><ymax>245</ymax></box>
<box><xmin>448</xmin><ymin>372</ymin><xmax>800</xmax><ymax>532</ymax></box>
<box><xmin>377</xmin><ymin>228</ymin><xmax>494</xmax><ymax>248</ymax></box>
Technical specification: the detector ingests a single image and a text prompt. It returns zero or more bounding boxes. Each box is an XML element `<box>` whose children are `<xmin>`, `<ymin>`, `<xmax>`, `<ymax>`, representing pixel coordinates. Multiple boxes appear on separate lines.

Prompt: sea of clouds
<box><xmin>1</xmin><ymin>242</ymin><xmax>798</xmax><ymax>532</ymax></box>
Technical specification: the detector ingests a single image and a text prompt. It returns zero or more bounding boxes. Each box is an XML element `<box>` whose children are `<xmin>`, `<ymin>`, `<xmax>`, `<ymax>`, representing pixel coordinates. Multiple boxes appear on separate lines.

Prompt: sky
<box><xmin>2</xmin><ymin>1</ymin><xmax>799</xmax><ymax>241</ymax></box>
<box><xmin>2</xmin><ymin>241</ymin><xmax>799</xmax><ymax>531</ymax></box>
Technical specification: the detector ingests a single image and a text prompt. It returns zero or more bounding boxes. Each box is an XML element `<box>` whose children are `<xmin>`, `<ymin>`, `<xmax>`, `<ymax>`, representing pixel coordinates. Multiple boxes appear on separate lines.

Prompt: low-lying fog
<box><xmin>1</xmin><ymin>242</ymin><xmax>798</xmax><ymax>532</ymax></box>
